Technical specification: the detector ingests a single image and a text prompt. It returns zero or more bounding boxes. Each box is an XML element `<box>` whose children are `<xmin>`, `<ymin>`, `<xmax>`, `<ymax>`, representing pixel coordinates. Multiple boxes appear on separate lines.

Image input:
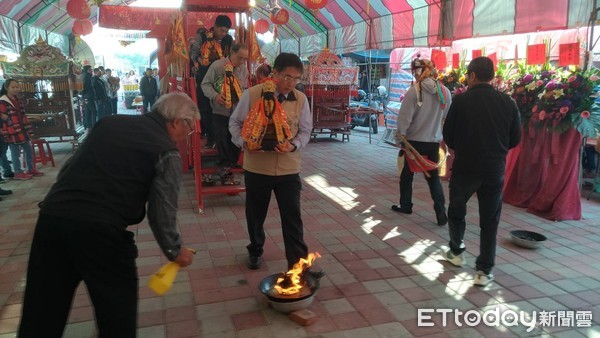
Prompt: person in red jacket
<box><xmin>0</xmin><ymin>79</ymin><xmax>43</xmax><ymax>180</ymax></box>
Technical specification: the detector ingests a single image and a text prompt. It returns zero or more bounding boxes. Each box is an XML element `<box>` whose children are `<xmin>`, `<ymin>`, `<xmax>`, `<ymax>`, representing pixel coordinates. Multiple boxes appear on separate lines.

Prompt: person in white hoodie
<box><xmin>392</xmin><ymin>57</ymin><xmax>451</xmax><ymax>226</ymax></box>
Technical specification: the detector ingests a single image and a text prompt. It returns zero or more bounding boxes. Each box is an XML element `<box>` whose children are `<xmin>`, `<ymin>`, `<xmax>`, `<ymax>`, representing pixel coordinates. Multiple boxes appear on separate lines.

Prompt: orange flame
<box><xmin>274</xmin><ymin>252</ymin><xmax>321</xmax><ymax>295</ymax></box>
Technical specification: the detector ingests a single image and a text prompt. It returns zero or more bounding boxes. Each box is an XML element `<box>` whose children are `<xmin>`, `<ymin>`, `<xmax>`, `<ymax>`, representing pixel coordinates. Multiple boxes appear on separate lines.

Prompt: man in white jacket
<box><xmin>392</xmin><ymin>58</ymin><xmax>451</xmax><ymax>226</ymax></box>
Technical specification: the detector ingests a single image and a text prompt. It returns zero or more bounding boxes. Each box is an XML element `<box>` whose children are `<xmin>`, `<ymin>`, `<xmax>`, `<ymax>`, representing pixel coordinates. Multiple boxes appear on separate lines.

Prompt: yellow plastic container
<box><xmin>147</xmin><ymin>262</ymin><xmax>180</xmax><ymax>295</ymax></box>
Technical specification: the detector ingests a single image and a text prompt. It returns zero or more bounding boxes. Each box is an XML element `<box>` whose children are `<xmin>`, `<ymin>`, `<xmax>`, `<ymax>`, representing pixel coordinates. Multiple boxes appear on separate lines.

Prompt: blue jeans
<box><xmin>8</xmin><ymin>142</ymin><xmax>34</xmax><ymax>173</ymax></box>
<box><xmin>0</xmin><ymin>139</ymin><xmax>12</xmax><ymax>175</ymax></box>
<box><xmin>447</xmin><ymin>172</ymin><xmax>504</xmax><ymax>275</ymax></box>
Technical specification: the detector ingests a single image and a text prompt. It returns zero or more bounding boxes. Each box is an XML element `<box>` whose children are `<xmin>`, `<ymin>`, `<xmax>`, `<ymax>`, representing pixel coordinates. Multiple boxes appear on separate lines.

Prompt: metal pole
<box><xmin>368</xmin><ymin>48</ymin><xmax>373</xmax><ymax>143</ymax></box>
<box><xmin>586</xmin><ymin>0</ymin><xmax>598</xmax><ymax>70</ymax></box>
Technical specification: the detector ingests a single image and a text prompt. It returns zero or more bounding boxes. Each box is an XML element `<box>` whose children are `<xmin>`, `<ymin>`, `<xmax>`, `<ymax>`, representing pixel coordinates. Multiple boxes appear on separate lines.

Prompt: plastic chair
<box><xmin>30</xmin><ymin>138</ymin><xmax>55</xmax><ymax>167</ymax></box>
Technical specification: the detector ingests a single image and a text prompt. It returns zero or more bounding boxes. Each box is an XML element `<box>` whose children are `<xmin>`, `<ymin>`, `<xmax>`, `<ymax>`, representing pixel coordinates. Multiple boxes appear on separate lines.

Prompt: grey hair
<box><xmin>152</xmin><ymin>92</ymin><xmax>199</xmax><ymax>121</ymax></box>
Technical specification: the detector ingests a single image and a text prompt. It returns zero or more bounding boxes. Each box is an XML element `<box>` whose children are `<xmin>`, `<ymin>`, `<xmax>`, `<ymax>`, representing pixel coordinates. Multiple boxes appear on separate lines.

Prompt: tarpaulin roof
<box><xmin>0</xmin><ymin>0</ymin><xmax>595</xmax><ymax>56</ymax></box>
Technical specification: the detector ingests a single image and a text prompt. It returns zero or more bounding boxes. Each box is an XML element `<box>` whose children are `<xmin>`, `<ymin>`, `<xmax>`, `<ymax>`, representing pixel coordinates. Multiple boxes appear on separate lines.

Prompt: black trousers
<box><xmin>196</xmin><ymin>88</ymin><xmax>214</xmax><ymax>144</ymax></box>
<box><xmin>244</xmin><ymin>171</ymin><xmax>308</xmax><ymax>269</ymax></box>
<box><xmin>84</xmin><ymin>99</ymin><xmax>97</xmax><ymax>129</ymax></box>
<box><xmin>399</xmin><ymin>141</ymin><xmax>445</xmax><ymax>214</ymax></box>
<box><xmin>213</xmin><ymin>114</ymin><xmax>240</xmax><ymax>169</ymax></box>
<box><xmin>111</xmin><ymin>97</ymin><xmax>119</xmax><ymax>115</ymax></box>
<box><xmin>19</xmin><ymin>213</ymin><xmax>138</xmax><ymax>338</ymax></box>
<box><xmin>142</xmin><ymin>96</ymin><xmax>156</xmax><ymax>113</ymax></box>
<box><xmin>447</xmin><ymin>172</ymin><xmax>504</xmax><ymax>274</ymax></box>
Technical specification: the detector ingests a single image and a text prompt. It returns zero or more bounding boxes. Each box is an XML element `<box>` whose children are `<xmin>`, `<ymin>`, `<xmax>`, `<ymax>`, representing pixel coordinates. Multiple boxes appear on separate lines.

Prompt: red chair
<box><xmin>30</xmin><ymin>138</ymin><xmax>55</xmax><ymax>167</ymax></box>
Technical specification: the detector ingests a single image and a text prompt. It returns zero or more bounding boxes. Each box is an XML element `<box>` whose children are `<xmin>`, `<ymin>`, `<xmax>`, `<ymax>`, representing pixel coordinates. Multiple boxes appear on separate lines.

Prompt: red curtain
<box><xmin>503</xmin><ymin>126</ymin><xmax>582</xmax><ymax>220</ymax></box>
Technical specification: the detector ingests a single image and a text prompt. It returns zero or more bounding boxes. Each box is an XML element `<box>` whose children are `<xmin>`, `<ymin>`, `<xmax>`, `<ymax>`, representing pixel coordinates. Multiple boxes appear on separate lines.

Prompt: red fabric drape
<box><xmin>503</xmin><ymin>126</ymin><xmax>582</xmax><ymax>220</ymax></box>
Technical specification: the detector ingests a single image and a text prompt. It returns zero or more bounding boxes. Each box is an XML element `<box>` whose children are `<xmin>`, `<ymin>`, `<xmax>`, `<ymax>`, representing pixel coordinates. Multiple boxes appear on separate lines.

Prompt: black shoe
<box><xmin>3</xmin><ymin>172</ymin><xmax>14</xmax><ymax>179</ymax></box>
<box><xmin>0</xmin><ymin>188</ymin><xmax>12</xmax><ymax>196</ymax></box>
<box><xmin>247</xmin><ymin>256</ymin><xmax>262</xmax><ymax>270</ymax></box>
<box><xmin>436</xmin><ymin>212</ymin><xmax>448</xmax><ymax>226</ymax></box>
<box><xmin>391</xmin><ymin>204</ymin><xmax>412</xmax><ymax>214</ymax></box>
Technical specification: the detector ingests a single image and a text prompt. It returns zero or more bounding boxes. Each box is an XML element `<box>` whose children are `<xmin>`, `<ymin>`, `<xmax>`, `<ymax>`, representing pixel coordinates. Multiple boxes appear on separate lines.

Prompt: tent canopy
<box><xmin>0</xmin><ymin>0</ymin><xmax>595</xmax><ymax>56</ymax></box>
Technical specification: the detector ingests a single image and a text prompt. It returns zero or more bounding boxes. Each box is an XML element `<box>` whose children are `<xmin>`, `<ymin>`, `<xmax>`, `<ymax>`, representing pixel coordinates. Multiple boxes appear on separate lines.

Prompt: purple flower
<box><xmin>523</xmin><ymin>74</ymin><xmax>534</xmax><ymax>83</ymax></box>
<box><xmin>545</xmin><ymin>82</ymin><xmax>556</xmax><ymax>90</ymax></box>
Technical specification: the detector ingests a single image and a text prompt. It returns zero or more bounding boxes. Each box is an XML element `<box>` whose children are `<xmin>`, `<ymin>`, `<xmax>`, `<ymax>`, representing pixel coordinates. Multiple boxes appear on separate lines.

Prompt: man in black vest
<box><xmin>18</xmin><ymin>92</ymin><xmax>199</xmax><ymax>337</ymax></box>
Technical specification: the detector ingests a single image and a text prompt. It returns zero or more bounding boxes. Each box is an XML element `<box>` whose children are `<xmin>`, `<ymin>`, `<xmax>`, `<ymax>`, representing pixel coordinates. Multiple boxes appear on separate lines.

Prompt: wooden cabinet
<box><xmin>17</xmin><ymin>77</ymin><xmax>82</xmax><ymax>140</ymax></box>
<box><xmin>1</xmin><ymin>38</ymin><xmax>83</xmax><ymax>143</ymax></box>
<box><xmin>305</xmin><ymin>85</ymin><xmax>351</xmax><ymax>142</ymax></box>
<box><xmin>302</xmin><ymin>49</ymin><xmax>358</xmax><ymax>142</ymax></box>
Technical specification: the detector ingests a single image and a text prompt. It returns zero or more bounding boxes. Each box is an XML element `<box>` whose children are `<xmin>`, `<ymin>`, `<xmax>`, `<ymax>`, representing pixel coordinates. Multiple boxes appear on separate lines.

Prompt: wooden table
<box><xmin>311</xmin><ymin>105</ymin><xmax>351</xmax><ymax>142</ymax></box>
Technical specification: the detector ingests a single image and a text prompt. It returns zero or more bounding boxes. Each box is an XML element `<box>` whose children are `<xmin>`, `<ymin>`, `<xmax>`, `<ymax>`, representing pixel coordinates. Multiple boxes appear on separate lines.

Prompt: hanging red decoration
<box><xmin>72</xmin><ymin>19</ymin><xmax>93</xmax><ymax>36</ymax></box>
<box><xmin>254</xmin><ymin>19</ymin><xmax>270</xmax><ymax>34</ymax></box>
<box><xmin>270</xmin><ymin>9</ymin><xmax>289</xmax><ymax>25</ymax></box>
<box><xmin>66</xmin><ymin>0</ymin><xmax>91</xmax><ymax>20</ymax></box>
<box><xmin>304</xmin><ymin>0</ymin><xmax>327</xmax><ymax>12</ymax></box>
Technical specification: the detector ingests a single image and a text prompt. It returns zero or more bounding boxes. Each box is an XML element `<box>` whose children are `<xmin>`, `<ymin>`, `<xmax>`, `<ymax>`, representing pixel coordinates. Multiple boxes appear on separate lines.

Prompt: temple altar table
<box><xmin>503</xmin><ymin>126</ymin><xmax>582</xmax><ymax>221</ymax></box>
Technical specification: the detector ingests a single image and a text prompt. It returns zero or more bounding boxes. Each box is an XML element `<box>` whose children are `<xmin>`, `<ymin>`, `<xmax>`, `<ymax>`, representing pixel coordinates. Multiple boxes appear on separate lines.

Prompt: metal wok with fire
<box><xmin>259</xmin><ymin>253</ymin><xmax>323</xmax><ymax>313</ymax></box>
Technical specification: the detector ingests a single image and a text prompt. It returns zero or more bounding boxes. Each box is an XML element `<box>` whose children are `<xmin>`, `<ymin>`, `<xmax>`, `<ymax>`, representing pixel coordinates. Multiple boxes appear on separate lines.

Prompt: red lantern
<box><xmin>254</xmin><ymin>19</ymin><xmax>270</xmax><ymax>34</ymax></box>
<box><xmin>270</xmin><ymin>8</ymin><xmax>289</xmax><ymax>25</ymax></box>
<box><xmin>72</xmin><ymin>19</ymin><xmax>93</xmax><ymax>36</ymax></box>
<box><xmin>305</xmin><ymin>0</ymin><xmax>327</xmax><ymax>12</ymax></box>
<box><xmin>66</xmin><ymin>0</ymin><xmax>91</xmax><ymax>20</ymax></box>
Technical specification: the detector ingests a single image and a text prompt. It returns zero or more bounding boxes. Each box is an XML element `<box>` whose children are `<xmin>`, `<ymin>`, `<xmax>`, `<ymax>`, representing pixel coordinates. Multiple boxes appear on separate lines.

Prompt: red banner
<box><xmin>452</xmin><ymin>53</ymin><xmax>460</xmax><ymax>69</ymax></box>
<box><xmin>185</xmin><ymin>0</ymin><xmax>249</xmax><ymax>12</ymax></box>
<box><xmin>487</xmin><ymin>52</ymin><xmax>497</xmax><ymax>71</ymax></box>
<box><xmin>527</xmin><ymin>44</ymin><xmax>546</xmax><ymax>65</ymax></box>
<box><xmin>98</xmin><ymin>5</ymin><xmax>234</xmax><ymax>36</ymax></box>
<box><xmin>472</xmin><ymin>49</ymin><xmax>482</xmax><ymax>59</ymax></box>
<box><xmin>431</xmin><ymin>50</ymin><xmax>447</xmax><ymax>70</ymax></box>
<box><xmin>558</xmin><ymin>42</ymin><xmax>580</xmax><ymax>67</ymax></box>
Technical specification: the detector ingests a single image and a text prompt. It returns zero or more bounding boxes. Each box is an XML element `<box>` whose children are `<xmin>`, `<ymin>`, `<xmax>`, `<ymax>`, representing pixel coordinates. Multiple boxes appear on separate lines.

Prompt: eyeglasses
<box><xmin>280</xmin><ymin>74</ymin><xmax>302</xmax><ymax>84</ymax></box>
<box><xmin>184</xmin><ymin>119</ymin><xmax>196</xmax><ymax>135</ymax></box>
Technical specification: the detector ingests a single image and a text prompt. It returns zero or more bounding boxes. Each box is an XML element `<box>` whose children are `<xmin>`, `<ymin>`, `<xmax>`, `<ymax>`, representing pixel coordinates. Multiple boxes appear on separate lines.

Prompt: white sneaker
<box><xmin>443</xmin><ymin>250</ymin><xmax>465</xmax><ymax>267</ymax></box>
<box><xmin>473</xmin><ymin>270</ymin><xmax>494</xmax><ymax>286</ymax></box>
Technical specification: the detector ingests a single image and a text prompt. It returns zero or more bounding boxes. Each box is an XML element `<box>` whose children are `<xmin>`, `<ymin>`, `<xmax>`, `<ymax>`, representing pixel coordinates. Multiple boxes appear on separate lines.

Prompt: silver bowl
<box><xmin>510</xmin><ymin>230</ymin><xmax>547</xmax><ymax>249</ymax></box>
<box><xmin>268</xmin><ymin>291</ymin><xmax>318</xmax><ymax>313</ymax></box>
